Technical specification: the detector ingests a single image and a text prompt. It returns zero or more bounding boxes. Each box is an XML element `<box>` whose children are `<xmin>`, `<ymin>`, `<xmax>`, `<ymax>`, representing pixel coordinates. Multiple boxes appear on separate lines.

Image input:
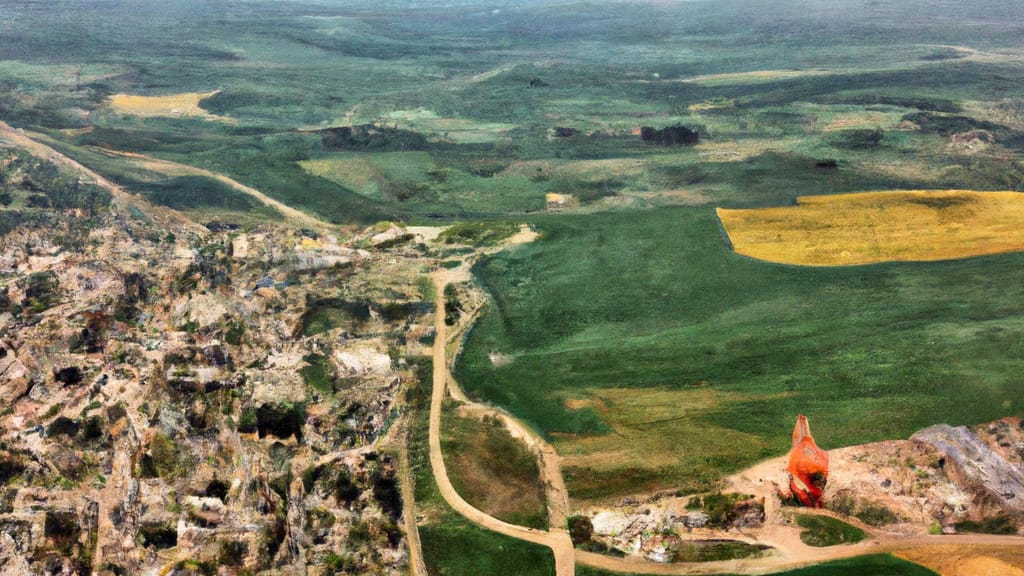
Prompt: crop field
<box><xmin>718</xmin><ymin>190</ymin><xmax>1024</xmax><ymax>265</ymax></box>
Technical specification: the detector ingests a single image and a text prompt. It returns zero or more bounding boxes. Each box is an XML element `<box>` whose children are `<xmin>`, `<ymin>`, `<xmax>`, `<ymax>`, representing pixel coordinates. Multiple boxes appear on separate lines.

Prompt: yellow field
<box><xmin>717</xmin><ymin>190</ymin><xmax>1024</xmax><ymax>266</ymax></box>
<box><xmin>822</xmin><ymin>111</ymin><xmax>899</xmax><ymax>131</ymax></box>
<box><xmin>681</xmin><ymin>69</ymin><xmax>832</xmax><ymax>86</ymax></box>
<box><xmin>108</xmin><ymin>91</ymin><xmax>226</xmax><ymax>120</ymax></box>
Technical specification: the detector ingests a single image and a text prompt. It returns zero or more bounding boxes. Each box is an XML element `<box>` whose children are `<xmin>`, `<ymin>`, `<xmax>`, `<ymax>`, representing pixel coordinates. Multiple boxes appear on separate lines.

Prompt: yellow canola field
<box><xmin>717</xmin><ymin>190</ymin><xmax>1024</xmax><ymax>266</ymax></box>
<box><xmin>108</xmin><ymin>91</ymin><xmax>223</xmax><ymax>119</ymax></box>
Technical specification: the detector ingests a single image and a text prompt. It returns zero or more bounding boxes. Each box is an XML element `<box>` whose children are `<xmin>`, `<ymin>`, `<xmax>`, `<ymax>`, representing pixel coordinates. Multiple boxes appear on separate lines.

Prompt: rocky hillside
<box><xmin>0</xmin><ymin>144</ymin><xmax>436</xmax><ymax>575</ymax></box>
<box><xmin>571</xmin><ymin>417</ymin><xmax>1023</xmax><ymax>563</ymax></box>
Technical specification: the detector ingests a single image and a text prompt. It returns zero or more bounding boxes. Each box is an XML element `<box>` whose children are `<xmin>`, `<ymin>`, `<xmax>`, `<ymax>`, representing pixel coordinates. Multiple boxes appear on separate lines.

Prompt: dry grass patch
<box><xmin>556</xmin><ymin>387</ymin><xmax>773</xmax><ymax>501</ymax></box>
<box><xmin>822</xmin><ymin>111</ymin><xmax>900</xmax><ymax>131</ymax></box>
<box><xmin>442</xmin><ymin>408</ymin><xmax>548</xmax><ymax>529</ymax></box>
<box><xmin>681</xmin><ymin>69</ymin><xmax>832</xmax><ymax>86</ymax></box>
<box><xmin>718</xmin><ymin>190</ymin><xmax>1024</xmax><ymax>266</ymax></box>
<box><xmin>696</xmin><ymin>138</ymin><xmax>796</xmax><ymax>162</ymax></box>
<box><xmin>501</xmin><ymin>158</ymin><xmax>646</xmax><ymax>181</ymax></box>
<box><xmin>108</xmin><ymin>91</ymin><xmax>228</xmax><ymax>120</ymax></box>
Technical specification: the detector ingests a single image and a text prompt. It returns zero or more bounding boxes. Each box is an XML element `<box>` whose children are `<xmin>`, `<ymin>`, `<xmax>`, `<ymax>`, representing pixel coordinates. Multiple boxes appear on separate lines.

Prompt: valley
<box><xmin>1</xmin><ymin>1</ymin><xmax>1023</xmax><ymax>575</ymax></box>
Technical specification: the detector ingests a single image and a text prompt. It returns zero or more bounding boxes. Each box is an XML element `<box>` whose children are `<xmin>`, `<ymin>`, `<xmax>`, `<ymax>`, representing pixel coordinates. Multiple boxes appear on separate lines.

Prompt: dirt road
<box><xmin>430</xmin><ymin>268</ymin><xmax>576</xmax><ymax>576</ymax></box>
<box><xmin>0</xmin><ymin>121</ymin><xmax>205</xmax><ymax>234</ymax></box>
<box><xmin>93</xmin><ymin>148</ymin><xmax>332</xmax><ymax>231</ymax></box>
<box><xmin>396</xmin><ymin>418</ymin><xmax>429</xmax><ymax>576</ymax></box>
<box><xmin>437</xmin><ymin>241</ymin><xmax>572</xmax><ymax>531</ymax></box>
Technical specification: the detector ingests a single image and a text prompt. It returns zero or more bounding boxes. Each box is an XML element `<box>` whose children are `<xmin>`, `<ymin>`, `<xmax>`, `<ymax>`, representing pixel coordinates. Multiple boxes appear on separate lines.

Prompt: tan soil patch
<box><xmin>108</xmin><ymin>91</ymin><xmax>229</xmax><ymax>121</ymax></box>
<box><xmin>895</xmin><ymin>546</ymin><xmax>1024</xmax><ymax>576</ymax></box>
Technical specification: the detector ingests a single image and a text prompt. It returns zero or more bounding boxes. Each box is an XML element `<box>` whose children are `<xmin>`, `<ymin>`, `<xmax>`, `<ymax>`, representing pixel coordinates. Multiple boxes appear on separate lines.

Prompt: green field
<box><xmin>795</xmin><ymin>515</ymin><xmax>867</xmax><ymax>547</ymax></box>
<box><xmin>457</xmin><ymin>208</ymin><xmax>1024</xmax><ymax>497</ymax></box>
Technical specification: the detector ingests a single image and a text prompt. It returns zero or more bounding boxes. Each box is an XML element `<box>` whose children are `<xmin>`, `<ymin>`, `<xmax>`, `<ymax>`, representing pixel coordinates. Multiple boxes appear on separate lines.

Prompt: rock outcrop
<box><xmin>0</xmin><ymin>144</ymin><xmax>441</xmax><ymax>575</ymax></box>
<box><xmin>912</xmin><ymin>422</ymin><xmax>1024</xmax><ymax>514</ymax></box>
<box><xmin>788</xmin><ymin>414</ymin><xmax>829</xmax><ymax>508</ymax></box>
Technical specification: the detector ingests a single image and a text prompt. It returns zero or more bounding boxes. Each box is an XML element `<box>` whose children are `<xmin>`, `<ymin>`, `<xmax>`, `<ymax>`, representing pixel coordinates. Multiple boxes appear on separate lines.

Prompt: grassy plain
<box><xmin>458</xmin><ymin>208</ymin><xmax>1024</xmax><ymax>499</ymax></box>
<box><xmin>719</xmin><ymin>190</ymin><xmax>1024</xmax><ymax>265</ymax></box>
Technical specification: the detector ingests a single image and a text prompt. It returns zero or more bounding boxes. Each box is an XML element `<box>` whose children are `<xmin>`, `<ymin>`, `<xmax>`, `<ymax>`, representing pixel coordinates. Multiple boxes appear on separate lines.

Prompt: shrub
<box><xmin>955</xmin><ymin>514</ymin><xmax>1018</xmax><ymax>535</ymax></box>
<box><xmin>690</xmin><ymin>492</ymin><xmax>753</xmax><ymax>528</ymax></box>
<box><xmin>21</xmin><ymin>270</ymin><xmax>59</xmax><ymax>312</ymax></box>
<box><xmin>439</xmin><ymin>220</ymin><xmax>518</xmax><ymax>246</ymax></box>
<box><xmin>829</xmin><ymin>128</ymin><xmax>884</xmax><ymax>149</ymax></box>
<box><xmin>218</xmin><ymin>540</ymin><xmax>247</xmax><ymax>566</ymax></box>
<box><xmin>567</xmin><ymin>515</ymin><xmax>594</xmax><ymax>546</ymax></box>
<box><xmin>856</xmin><ymin>503</ymin><xmax>899</xmax><ymax>527</ymax></box>
<box><xmin>237</xmin><ymin>406</ymin><xmax>257</xmax><ymax>434</ymax></box>
<box><xmin>796</xmin><ymin>514</ymin><xmax>866</xmax><ymax>547</ymax></box>
<box><xmin>640</xmin><ymin>124</ymin><xmax>700</xmax><ymax>146</ymax></box>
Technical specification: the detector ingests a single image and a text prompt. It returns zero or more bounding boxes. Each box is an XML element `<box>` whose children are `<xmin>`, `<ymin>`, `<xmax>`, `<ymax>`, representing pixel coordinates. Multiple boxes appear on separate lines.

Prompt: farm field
<box><xmin>718</xmin><ymin>190</ymin><xmax>1024</xmax><ymax>265</ymax></box>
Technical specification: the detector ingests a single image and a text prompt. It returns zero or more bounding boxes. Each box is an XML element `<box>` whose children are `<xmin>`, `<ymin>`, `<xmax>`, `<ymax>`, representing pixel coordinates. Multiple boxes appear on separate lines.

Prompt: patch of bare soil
<box><xmin>894</xmin><ymin>545</ymin><xmax>1024</xmax><ymax>576</ymax></box>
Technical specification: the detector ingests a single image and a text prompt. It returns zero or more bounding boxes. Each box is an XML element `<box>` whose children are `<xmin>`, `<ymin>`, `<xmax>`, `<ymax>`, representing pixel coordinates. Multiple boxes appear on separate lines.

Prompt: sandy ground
<box><xmin>107</xmin><ymin>91</ymin><xmax>231</xmax><ymax>122</ymax></box>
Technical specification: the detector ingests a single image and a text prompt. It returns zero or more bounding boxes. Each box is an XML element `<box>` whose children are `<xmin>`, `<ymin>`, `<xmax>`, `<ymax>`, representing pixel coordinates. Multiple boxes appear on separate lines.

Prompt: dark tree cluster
<box><xmin>640</xmin><ymin>124</ymin><xmax>700</xmax><ymax>146</ymax></box>
<box><xmin>319</xmin><ymin>125</ymin><xmax>427</xmax><ymax>152</ymax></box>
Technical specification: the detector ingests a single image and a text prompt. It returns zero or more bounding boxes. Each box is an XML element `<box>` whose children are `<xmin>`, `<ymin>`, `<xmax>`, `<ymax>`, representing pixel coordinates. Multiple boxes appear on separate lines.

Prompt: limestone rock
<box><xmin>913</xmin><ymin>423</ymin><xmax>1024</xmax><ymax>513</ymax></box>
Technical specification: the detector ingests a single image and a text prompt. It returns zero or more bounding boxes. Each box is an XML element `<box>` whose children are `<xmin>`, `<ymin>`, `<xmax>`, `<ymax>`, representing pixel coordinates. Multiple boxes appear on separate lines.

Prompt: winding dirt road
<box><xmin>0</xmin><ymin>121</ymin><xmax>206</xmax><ymax>234</ymax></box>
<box><xmin>430</xmin><ymin>266</ymin><xmax>576</xmax><ymax>576</ymax></box>
<box><xmin>0</xmin><ymin>121</ymin><xmax>333</xmax><ymax>233</ymax></box>
<box><xmin>92</xmin><ymin>148</ymin><xmax>332</xmax><ymax>231</ymax></box>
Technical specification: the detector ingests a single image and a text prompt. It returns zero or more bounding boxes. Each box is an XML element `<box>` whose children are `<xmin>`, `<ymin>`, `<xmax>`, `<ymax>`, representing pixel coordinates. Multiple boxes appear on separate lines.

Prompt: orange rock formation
<box><xmin>788</xmin><ymin>414</ymin><xmax>829</xmax><ymax>507</ymax></box>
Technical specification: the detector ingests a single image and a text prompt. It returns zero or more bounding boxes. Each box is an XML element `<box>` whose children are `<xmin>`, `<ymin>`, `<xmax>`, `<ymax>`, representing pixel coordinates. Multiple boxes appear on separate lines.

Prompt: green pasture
<box><xmin>457</xmin><ymin>207</ymin><xmax>1024</xmax><ymax>497</ymax></box>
